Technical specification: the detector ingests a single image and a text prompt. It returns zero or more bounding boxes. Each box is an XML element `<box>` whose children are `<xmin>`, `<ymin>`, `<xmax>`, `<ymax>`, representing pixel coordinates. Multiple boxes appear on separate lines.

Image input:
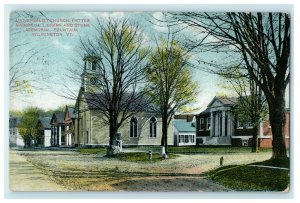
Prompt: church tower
<box><xmin>81</xmin><ymin>55</ymin><xmax>100</xmax><ymax>93</ymax></box>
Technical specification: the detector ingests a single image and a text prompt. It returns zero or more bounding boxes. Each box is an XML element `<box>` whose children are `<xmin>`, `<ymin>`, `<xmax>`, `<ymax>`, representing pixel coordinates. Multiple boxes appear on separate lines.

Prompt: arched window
<box><xmin>130</xmin><ymin>116</ymin><xmax>138</xmax><ymax>138</ymax></box>
<box><xmin>150</xmin><ymin>117</ymin><xmax>157</xmax><ymax>138</ymax></box>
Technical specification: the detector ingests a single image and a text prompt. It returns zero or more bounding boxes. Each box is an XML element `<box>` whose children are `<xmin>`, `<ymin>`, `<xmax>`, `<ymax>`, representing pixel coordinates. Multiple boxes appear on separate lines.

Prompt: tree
<box><xmin>220</xmin><ymin>65</ymin><xmax>268</xmax><ymax>152</ymax></box>
<box><xmin>77</xmin><ymin>18</ymin><xmax>150</xmax><ymax>153</ymax></box>
<box><xmin>10</xmin><ymin>11</ymin><xmax>50</xmax><ymax>103</ymax></box>
<box><xmin>18</xmin><ymin>107</ymin><xmax>41</xmax><ymax>147</ymax></box>
<box><xmin>144</xmin><ymin>38</ymin><xmax>198</xmax><ymax>154</ymax></box>
<box><xmin>168</xmin><ymin>12</ymin><xmax>290</xmax><ymax>159</ymax></box>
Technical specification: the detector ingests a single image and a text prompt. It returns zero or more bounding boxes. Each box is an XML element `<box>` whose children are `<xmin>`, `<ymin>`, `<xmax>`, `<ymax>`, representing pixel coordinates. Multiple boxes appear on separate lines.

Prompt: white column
<box><xmin>222</xmin><ymin>111</ymin><xmax>226</xmax><ymax>137</ymax></box>
<box><xmin>215</xmin><ymin>112</ymin><xmax>219</xmax><ymax>137</ymax></box>
<box><xmin>210</xmin><ymin>111</ymin><xmax>214</xmax><ymax>137</ymax></box>
<box><xmin>227</xmin><ymin>111</ymin><xmax>231</xmax><ymax>137</ymax></box>
<box><xmin>59</xmin><ymin>126</ymin><xmax>62</xmax><ymax>146</ymax></box>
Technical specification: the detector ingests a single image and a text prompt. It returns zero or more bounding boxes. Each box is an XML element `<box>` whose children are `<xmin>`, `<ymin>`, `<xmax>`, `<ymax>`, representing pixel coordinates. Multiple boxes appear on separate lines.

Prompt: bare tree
<box><xmin>10</xmin><ymin>11</ymin><xmax>50</xmax><ymax>96</ymax></box>
<box><xmin>74</xmin><ymin>18</ymin><xmax>150</xmax><ymax>152</ymax></box>
<box><xmin>168</xmin><ymin>12</ymin><xmax>290</xmax><ymax>159</ymax></box>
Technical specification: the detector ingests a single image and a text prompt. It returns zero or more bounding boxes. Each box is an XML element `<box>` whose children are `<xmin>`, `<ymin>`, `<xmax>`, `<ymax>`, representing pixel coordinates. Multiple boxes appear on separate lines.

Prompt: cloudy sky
<box><xmin>9</xmin><ymin>11</ymin><xmax>288</xmax><ymax>113</ymax></box>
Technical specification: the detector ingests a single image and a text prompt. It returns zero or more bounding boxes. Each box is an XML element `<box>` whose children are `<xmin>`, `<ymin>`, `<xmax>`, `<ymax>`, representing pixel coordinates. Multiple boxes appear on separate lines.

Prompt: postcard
<box><xmin>9</xmin><ymin>11</ymin><xmax>290</xmax><ymax>192</ymax></box>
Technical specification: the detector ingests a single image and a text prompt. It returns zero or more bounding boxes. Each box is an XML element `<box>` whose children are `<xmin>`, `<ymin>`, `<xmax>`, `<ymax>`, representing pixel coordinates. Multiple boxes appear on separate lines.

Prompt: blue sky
<box><xmin>9</xmin><ymin>11</ymin><xmax>289</xmax><ymax>112</ymax></box>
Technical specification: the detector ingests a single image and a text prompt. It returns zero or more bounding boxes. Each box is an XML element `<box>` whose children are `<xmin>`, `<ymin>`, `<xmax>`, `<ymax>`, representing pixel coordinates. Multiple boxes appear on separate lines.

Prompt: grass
<box><xmin>78</xmin><ymin>148</ymin><xmax>106</xmax><ymax>154</ymax></box>
<box><xmin>205</xmin><ymin>158</ymin><xmax>290</xmax><ymax>191</ymax></box>
<box><xmin>112</xmin><ymin>152</ymin><xmax>177</xmax><ymax>162</ymax></box>
<box><xmin>251</xmin><ymin>158</ymin><xmax>290</xmax><ymax>168</ymax></box>
<box><xmin>168</xmin><ymin>146</ymin><xmax>272</xmax><ymax>154</ymax></box>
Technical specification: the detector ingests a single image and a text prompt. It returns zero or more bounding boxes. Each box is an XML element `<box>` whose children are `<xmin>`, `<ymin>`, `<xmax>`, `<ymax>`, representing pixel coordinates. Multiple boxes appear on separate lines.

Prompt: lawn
<box><xmin>77</xmin><ymin>148</ymin><xmax>106</xmax><ymax>154</ymax></box>
<box><xmin>113</xmin><ymin>152</ymin><xmax>177</xmax><ymax>162</ymax></box>
<box><xmin>206</xmin><ymin>158</ymin><xmax>290</xmax><ymax>191</ymax></box>
<box><xmin>168</xmin><ymin>146</ymin><xmax>272</xmax><ymax>154</ymax></box>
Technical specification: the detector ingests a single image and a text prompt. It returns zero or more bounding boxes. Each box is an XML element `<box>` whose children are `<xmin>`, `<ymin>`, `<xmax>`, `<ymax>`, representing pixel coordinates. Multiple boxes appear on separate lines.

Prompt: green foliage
<box><xmin>144</xmin><ymin>39</ymin><xmax>198</xmax><ymax>109</ymax></box>
<box><xmin>18</xmin><ymin>107</ymin><xmax>42</xmax><ymax>145</ymax></box>
<box><xmin>13</xmin><ymin>80</ymin><xmax>33</xmax><ymax>94</ymax></box>
<box><xmin>9</xmin><ymin>110</ymin><xmax>23</xmax><ymax>118</ymax></box>
<box><xmin>206</xmin><ymin>163</ymin><xmax>289</xmax><ymax>191</ymax></box>
<box><xmin>113</xmin><ymin>152</ymin><xmax>177</xmax><ymax>162</ymax></box>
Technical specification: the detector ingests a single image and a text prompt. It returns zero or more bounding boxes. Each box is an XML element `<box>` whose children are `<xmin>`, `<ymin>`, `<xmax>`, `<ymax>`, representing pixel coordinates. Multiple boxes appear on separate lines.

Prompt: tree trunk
<box><xmin>251</xmin><ymin>125</ymin><xmax>258</xmax><ymax>153</ymax></box>
<box><xmin>268</xmin><ymin>88</ymin><xmax>287</xmax><ymax>159</ymax></box>
<box><xmin>161</xmin><ymin>114</ymin><xmax>169</xmax><ymax>154</ymax></box>
<box><xmin>109</xmin><ymin>118</ymin><xmax>117</xmax><ymax>146</ymax></box>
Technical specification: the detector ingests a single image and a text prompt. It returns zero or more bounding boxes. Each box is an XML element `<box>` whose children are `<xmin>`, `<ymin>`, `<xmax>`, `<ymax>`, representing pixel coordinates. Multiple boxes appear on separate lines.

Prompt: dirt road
<box><xmin>9</xmin><ymin>149</ymin><xmax>272</xmax><ymax>191</ymax></box>
<box><xmin>9</xmin><ymin>150</ymin><xmax>66</xmax><ymax>191</ymax></box>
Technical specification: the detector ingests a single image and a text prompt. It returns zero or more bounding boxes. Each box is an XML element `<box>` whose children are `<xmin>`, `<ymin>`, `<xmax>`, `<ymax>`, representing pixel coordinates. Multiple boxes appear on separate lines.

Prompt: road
<box><xmin>9</xmin><ymin>148</ymin><xmax>272</xmax><ymax>191</ymax></box>
<box><xmin>9</xmin><ymin>150</ymin><xmax>66</xmax><ymax>191</ymax></box>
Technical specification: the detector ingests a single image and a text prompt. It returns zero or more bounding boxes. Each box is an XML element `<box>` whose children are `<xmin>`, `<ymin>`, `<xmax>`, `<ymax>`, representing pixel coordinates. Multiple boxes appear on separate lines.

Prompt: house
<box><xmin>9</xmin><ymin>117</ymin><xmax>24</xmax><ymax>147</ymax></box>
<box><xmin>196</xmin><ymin>96</ymin><xmax>290</xmax><ymax>148</ymax></box>
<box><xmin>50</xmin><ymin>112</ymin><xmax>65</xmax><ymax>146</ymax></box>
<box><xmin>64</xmin><ymin>106</ymin><xmax>76</xmax><ymax>147</ymax></box>
<box><xmin>74</xmin><ymin>56</ymin><xmax>174</xmax><ymax>147</ymax></box>
<box><xmin>173</xmin><ymin>115</ymin><xmax>196</xmax><ymax>146</ymax></box>
<box><xmin>36</xmin><ymin>117</ymin><xmax>51</xmax><ymax>147</ymax></box>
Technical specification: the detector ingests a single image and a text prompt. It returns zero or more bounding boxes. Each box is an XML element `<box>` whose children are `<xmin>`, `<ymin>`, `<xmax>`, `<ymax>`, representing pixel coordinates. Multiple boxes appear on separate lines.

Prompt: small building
<box><xmin>9</xmin><ymin>117</ymin><xmax>24</xmax><ymax>147</ymax></box>
<box><xmin>36</xmin><ymin>117</ymin><xmax>52</xmax><ymax>147</ymax></box>
<box><xmin>173</xmin><ymin>116</ymin><xmax>196</xmax><ymax>146</ymax></box>
<box><xmin>64</xmin><ymin>106</ymin><xmax>76</xmax><ymax>147</ymax></box>
<box><xmin>50</xmin><ymin>112</ymin><xmax>65</xmax><ymax>147</ymax></box>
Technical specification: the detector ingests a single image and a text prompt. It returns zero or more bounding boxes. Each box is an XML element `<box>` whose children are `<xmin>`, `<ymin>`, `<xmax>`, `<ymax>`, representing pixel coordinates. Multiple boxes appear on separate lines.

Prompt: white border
<box><xmin>1</xmin><ymin>1</ymin><xmax>298</xmax><ymax>202</ymax></box>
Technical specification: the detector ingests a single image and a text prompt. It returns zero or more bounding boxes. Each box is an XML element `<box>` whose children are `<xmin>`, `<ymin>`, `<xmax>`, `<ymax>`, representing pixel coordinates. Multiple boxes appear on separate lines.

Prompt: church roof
<box><xmin>82</xmin><ymin>92</ymin><xmax>159</xmax><ymax>113</ymax></box>
<box><xmin>173</xmin><ymin>119</ymin><xmax>196</xmax><ymax>133</ymax></box>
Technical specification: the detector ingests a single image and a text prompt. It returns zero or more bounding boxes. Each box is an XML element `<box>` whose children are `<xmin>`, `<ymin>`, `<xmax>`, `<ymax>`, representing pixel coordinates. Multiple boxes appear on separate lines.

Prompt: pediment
<box><xmin>207</xmin><ymin>97</ymin><xmax>224</xmax><ymax>108</ymax></box>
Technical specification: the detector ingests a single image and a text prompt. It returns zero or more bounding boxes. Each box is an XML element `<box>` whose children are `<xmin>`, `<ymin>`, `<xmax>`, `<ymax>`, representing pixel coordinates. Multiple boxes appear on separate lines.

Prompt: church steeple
<box><xmin>81</xmin><ymin>55</ymin><xmax>100</xmax><ymax>93</ymax></box>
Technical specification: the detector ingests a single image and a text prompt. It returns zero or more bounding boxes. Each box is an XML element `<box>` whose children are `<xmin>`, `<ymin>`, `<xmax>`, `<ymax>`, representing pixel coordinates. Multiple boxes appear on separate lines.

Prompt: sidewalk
<box><xmin>9</xmin><ymin>150</ymin><xmax>67</xmax><ymax>191</ymax></box>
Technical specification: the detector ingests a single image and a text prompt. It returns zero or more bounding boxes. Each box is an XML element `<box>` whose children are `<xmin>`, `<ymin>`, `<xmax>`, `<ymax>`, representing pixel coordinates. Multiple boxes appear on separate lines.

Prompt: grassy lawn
<box><xmin>78</xmin><ymin>148</ymin><xmax>106</xmax><ymax>154</ymax></box>
<box><xmin>205</xmin><ymin>158</ymin><xmax>290</xmax><ymax>191</ymax></box>
<box><xmin>168</xmin><ymin>146</ymin><xmax>272</xmax><ymax>154</ymax></box>
<box><xmin>113</xmin><ymin>152</ymin><xmax>177</xmax><ymax>162</ymax></box>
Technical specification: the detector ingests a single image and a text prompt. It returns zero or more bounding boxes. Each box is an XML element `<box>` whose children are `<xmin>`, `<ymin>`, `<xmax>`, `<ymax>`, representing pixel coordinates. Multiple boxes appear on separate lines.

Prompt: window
<box><xmin>92</xmin><ymin>61</ymin><xmax>97</xmax><ymax>71</ymax></box>
<box><xmin>199</xmin><ymin>118</ymin><xmax>205</xmax><ymax>130</ymax></box>
<box><xmin>179</xmin><ymin>134</ymin><xmax>195</xmax><ymax>144</ymax></box>
<box><xmin>190</xmin><ymin>135</ymin><xmax>195</xmax><ymax>143</ymax></box>
<box><xmin>130</xmin><ymin>116</ymin><xmax>138</xmax><ymax>138</ymax></box>
<box><xmin>185</xmin><ymin>135</ymin><xmax>189</xmax><ymax>143</ymax></box>
<box><xmin>150</xmin><ymin>117</ymin><xmax>157</xmax><ymax>137</ymax></box>
<box><xmin>207</xmin><ymin>117</ymin><xmax>211</xmax><ymax>130</ymax></box>
<box><xmin>179</xmin><ymin>135</ymin><xmax>184</xmax><ymax>143</ymax></box>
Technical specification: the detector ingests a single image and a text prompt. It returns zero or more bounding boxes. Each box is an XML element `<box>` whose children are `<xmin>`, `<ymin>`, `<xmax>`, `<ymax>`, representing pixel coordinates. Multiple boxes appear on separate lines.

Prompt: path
<box><xmin>9</xmin><ymin>150</ymin><xmax>67</xmax><ymax>191</ymax></box>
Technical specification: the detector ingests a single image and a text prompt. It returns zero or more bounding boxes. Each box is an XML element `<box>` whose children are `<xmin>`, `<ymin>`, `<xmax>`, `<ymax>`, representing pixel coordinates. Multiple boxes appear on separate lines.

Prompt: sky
<box><xmin>9</xmin><ymin>11</ymin><xmax>289</xmax><ymax>113</ymax></box>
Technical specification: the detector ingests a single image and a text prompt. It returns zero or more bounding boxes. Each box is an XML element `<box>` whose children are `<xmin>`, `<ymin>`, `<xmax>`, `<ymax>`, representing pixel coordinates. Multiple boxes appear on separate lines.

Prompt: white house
<box><xmin>9</xmin><ymin>117</ymin><xmax>24</xmax><ymax>147</ymax></box>
<box><xmin>36</xmin><ymin>117</ymin><xmax>52</xmax><ymax>147</ymax></box>
<box><xmin>173</xmin><ymin>118</ymin><xmax>196</xmax><ymax>146</ymax></box>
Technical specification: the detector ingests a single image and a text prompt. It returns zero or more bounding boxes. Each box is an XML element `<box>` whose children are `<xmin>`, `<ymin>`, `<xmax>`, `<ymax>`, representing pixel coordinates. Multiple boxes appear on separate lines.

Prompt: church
<box><xmin>74</xmin><ymin>56</ymin><xmax>174</xmax><ymax>147</ymax></box>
